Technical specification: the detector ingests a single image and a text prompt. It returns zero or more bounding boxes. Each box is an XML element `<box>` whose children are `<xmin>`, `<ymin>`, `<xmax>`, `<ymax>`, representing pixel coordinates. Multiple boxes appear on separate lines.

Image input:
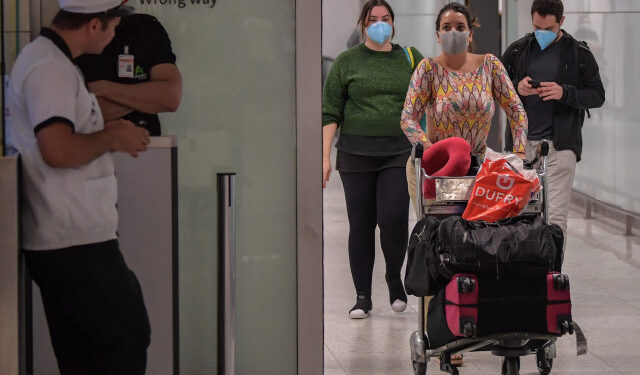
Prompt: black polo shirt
<box><xmin>76</xmin><ymin>14</ymin><xmax>177</xmax><ymax>136</ymax></box>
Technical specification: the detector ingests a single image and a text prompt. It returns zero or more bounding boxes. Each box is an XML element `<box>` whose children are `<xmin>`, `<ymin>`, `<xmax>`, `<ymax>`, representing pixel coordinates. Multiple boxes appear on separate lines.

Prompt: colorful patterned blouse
<box><xmin>401</xmin><ymin>54</ymin><xmax>527</xmax><ymax>156</ymax></box>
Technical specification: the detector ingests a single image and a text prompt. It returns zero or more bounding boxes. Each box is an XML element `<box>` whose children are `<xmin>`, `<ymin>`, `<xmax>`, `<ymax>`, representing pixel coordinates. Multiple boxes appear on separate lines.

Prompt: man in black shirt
<box><xmin>77</xmin><ymin>14</ymin><xmax>182</xmax><ymax>136</ymax></box>
<box><xmin>501</xmin><ymin>0</ymin><xmax>604</xmax><ymax>241</ymax></box>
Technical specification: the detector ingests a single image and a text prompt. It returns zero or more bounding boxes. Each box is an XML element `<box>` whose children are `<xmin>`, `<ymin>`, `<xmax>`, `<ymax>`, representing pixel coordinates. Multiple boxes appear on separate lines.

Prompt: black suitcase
<box><xmin>426</xmin><ymin>271</ymin><xmax>572</xmax><ymax>349</ymax></box>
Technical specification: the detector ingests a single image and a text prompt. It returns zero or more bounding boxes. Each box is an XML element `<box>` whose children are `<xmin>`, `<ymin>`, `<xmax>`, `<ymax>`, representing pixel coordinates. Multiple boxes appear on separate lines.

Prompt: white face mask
<box><xmin>439</xmin><ymin>30</ymin><xmax>470</xmax><ymax>55</ymax></box>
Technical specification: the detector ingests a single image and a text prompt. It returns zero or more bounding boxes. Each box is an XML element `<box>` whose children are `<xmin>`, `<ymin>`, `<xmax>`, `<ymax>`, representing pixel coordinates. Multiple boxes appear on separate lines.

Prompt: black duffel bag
<box><xmin>437</xmin><ymin>214</ymin><xmax>563</xmax><ymax>279</ymax></box>
<box><xmin>404</xmin><ymin>216</ymin><xmax>446</xmax><ymax>297</ymax></box>
<box><xmin>404</xmin><ymin>215</ymin><xmax>564</xmax><ymax>297</ymax></box>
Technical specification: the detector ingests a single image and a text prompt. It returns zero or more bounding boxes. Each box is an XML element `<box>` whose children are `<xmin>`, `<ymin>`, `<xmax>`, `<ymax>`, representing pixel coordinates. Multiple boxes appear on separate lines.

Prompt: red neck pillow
<box><xmin>421</xmin><ymin>137</ymin><xmax>472</xmax><ymax>199</ymax></box>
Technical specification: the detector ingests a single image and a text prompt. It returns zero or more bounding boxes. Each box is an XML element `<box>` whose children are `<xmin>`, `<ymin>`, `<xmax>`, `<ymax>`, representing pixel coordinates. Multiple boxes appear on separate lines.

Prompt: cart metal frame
<box><xmin>408</xmin><ymin>142</ymin><xmax>570</xmax><ymax>375</ymax></box>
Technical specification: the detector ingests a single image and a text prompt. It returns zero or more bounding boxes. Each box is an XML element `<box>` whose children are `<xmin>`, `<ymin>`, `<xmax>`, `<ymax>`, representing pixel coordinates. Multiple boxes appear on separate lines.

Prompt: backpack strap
<box><xmin>511</xmin><ymin>33</ymin><xmax>533</xmax><ymax>56</ymax></box>
<box><xmin>403</xmin><ymin>46</ymin><xmax>415</xmax><ymax>69</ymax></box>
<box><xmin>574</xmin><ymin>39</ymin><xmax>592</xmax><ymax>118</ymax></box>
<box><xmin>503</xmin><ymin>33</ymin><xmax>533</xmax><ymax>79</ymax></box>
<box><xmin>403</xmin><ymin>46</ymin><xmax>426</xmax><ymax>131</ymax></box>
<box><xmin>576</xmin><ymin>40</ymin><xmax>590</xmax><ymax>76</ymax></box>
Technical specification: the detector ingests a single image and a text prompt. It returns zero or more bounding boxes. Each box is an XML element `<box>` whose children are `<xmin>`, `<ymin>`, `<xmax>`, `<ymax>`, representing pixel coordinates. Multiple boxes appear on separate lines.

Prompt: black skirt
<box><xmin>336</xmin><ymin>150</ymin><xmax>410</xmax><ymax>173</ymax></box>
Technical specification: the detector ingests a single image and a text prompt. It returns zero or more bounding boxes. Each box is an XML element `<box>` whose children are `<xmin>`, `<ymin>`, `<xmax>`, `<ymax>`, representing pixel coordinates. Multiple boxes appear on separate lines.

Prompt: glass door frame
<box><xmin>296</xmin><ymin>0</ymin><xmax>323</xmax><ymax>374</ymax></box>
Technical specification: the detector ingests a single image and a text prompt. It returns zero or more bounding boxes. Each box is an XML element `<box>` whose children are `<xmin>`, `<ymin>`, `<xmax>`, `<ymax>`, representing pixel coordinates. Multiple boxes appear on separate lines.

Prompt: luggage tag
<box><xmin>118</xmin><ymin>46</ymin><xmax>134</xmax><ymax>78</ymax></box>
<box><xmin>573</xmin><ymin>321</ymin><xmax>588</xmax><ymax>356</ymax></box>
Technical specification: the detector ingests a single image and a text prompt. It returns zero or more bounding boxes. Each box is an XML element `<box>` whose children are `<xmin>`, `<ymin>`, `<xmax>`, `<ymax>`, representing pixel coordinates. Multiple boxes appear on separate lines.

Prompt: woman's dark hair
<box><xmin>435</xmin><ymin>2</ymin><xmax>480</xmax><ymax>31</ymax></box>
<box><xmin>52</xmin><ymin>10</ymin><xmax>114</xmax><ymax>31</ymax></box>
<box><xmin>357</xmin><ymin>0</ymin><xmax>395</xmax><ymax>40</ymax></box>
<box><xmin>531</xmin><ymin>0</ymin><xmax>564</xmax><ymax>22</ymax></box>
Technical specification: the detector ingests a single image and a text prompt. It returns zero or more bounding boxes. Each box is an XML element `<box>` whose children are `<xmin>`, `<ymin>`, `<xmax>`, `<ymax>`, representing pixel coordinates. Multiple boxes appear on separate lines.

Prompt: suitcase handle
<box><xmin>457</xmin><ymin>276</ymin><xmax>476</xmax><ymax>293</ymax></box>
<box><xmin>553</xmin><ymin>274</ymin><xmax>570</xmax><ymax>290</ymax></box>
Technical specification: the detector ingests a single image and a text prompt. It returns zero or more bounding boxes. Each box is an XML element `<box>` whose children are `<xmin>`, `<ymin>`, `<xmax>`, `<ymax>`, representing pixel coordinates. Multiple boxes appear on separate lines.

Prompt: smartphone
<box><xmin>528</xmin><ymin>79</ymin><xmax>541</xmax><ymax>88</ymax></box>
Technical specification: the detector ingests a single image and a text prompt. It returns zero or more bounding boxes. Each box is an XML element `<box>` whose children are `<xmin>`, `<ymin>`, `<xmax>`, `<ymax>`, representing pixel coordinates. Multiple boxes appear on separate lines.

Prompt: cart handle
<box><xmin>540</xmin><ymin>141</ymin><xmax>549</xmax><ymax>157</ymax></box>
<box><xmin>413</xmin><ymin>143</ymin><xmax>424</xmax><ymax>161</ymax></box>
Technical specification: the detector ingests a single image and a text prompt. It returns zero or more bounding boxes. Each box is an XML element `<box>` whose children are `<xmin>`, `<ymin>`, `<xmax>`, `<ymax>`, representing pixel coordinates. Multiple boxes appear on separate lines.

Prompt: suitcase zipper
<box><xmin>547</xmin><ymin>300</ymin><xmax>571</xmax><ymax>305</ymax></box>
<box><xmin>444</xmin><ymin>300</ymin><xmax>477</xmax><ymax>308</ymax></box>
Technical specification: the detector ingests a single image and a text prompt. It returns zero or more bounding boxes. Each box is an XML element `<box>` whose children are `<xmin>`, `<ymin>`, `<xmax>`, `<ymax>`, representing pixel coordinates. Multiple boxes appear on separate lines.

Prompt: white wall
<box><xmin>322</xmin><ymin>0</ymin><xmax>360</xmax><ymax>59</ymax></box>
<box><xmin>322</xmin><ymin>0</ymin><xmax>461</xmax><ymax>60</ymax></box>
<box><xmin>517</xmin><ymin>0</ymin><xmax>534</xmax><ymax>38</ymax></box>
<box><xmin>390</xmin><ymin>0</ymin><xmax>448</xmax><ymax>58</ymax></box>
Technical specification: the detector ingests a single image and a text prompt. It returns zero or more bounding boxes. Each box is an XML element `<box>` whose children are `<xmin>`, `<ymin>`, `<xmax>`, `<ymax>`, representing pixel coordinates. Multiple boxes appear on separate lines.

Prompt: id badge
<box><xmin>118</xmin><ymin>54</ymin><xmax>134</xmax><ymax>78</ymax></box>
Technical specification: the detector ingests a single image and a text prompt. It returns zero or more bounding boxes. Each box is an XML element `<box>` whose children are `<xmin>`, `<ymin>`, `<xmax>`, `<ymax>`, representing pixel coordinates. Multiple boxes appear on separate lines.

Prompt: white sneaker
<box><xmin>385</xmin><ymin>275</ymin><xmax>408</xmax><ymax>313</ymax></box>
<box><xmin>349</xmin><ymin>295</ymin><xmax>372</xmax><ymax>319</ymax></box>
<box><xmin>391</xmin><ymin>299</ymin><xmax>407</xmax><ymax>312</ymax></box>
<box><xmin>349</xmin><ymin>309</ymin><xmax>370</xmax><ymax>319</ymax></box>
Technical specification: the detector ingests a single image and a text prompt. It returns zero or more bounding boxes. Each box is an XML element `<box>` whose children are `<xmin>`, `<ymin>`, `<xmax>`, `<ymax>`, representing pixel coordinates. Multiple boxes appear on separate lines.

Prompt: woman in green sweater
<box><xmin>322</xmin><ymin>0</ymin><xmax>423</xmax><ymax>319</ymax></box>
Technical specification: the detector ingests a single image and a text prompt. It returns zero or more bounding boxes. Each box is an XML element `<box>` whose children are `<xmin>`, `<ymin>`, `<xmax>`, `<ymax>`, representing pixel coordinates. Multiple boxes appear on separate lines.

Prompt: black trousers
<box><xmin>24</xmin><ymin>240</ymin><xmax>151</xmax><ymax>375</ymax></box>
<box><xmin>339</xmin><ymin>167</ymin><xmax>410</xmax><ymax>298</ymax></box>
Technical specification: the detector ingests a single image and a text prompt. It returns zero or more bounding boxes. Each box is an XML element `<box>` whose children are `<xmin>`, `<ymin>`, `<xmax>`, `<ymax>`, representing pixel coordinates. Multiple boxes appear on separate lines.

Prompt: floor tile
<box><xmin>323</xmin><ymin>157</ymin><xmax>638</xmax><ymax>374</ymax></box>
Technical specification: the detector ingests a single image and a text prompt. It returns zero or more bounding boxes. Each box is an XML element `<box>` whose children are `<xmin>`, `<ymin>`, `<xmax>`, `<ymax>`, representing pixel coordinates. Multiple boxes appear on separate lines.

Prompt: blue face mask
<box><xmin>367</xmin><ymin>21</ymin><xmax>392</xmax><ymax>45</ymax></box>
<box><xmin>535</xmin><ymin>29</ymin><xmax>557</xmax><ymax>50</ymax></box>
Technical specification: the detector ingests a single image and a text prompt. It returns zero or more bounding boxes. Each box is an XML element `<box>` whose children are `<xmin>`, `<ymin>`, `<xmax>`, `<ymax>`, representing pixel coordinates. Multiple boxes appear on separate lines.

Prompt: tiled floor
<box><xmin>323</xmin><ymin>166</ymin><xmax>640</xmax><ymax>375</ymax></box>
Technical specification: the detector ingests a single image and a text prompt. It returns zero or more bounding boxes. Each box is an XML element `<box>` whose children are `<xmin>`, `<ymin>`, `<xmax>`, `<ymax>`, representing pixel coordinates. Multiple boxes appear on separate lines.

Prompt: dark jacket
<box><xmin>501</xmin><ymin>30</ymin><xmax>605</xmax><ymax>161</ymax></box>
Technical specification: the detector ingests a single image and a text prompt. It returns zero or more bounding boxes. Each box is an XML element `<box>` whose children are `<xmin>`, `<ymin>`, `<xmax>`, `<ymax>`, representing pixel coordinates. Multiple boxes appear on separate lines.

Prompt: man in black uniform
<box><xmin>76</xmin><ymin>13</ymin><xmax>182</xmax><ymax>135</ymax></box>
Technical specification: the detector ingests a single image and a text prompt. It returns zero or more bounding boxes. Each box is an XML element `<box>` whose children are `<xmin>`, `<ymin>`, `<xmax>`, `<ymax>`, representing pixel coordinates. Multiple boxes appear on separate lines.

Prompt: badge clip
<box><xmin>118</xmin><ymin>45</ymin><xmax>134</xmax><ymax>78</ymax></box>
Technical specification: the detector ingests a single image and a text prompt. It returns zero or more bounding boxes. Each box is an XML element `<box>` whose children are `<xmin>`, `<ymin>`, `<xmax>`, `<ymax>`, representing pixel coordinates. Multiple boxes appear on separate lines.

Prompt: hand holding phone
<box><xmin>528</xmin><ymin>79</ymin><xmax>541</xmax><ymax>88</ymax></box>
<box><xmin>518</xmin><ymin>76</ymin><xmax>539</xmax><ymax>96</ymax></box>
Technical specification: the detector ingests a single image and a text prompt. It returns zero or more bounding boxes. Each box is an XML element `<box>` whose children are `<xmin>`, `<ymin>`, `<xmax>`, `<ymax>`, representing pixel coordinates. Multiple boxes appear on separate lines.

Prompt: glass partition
<box><xmin>389</xmin><ymin>0</ymin><xmax>445</xmax><ymax>58</ymax></box>
<box><xmin>2</xmin><ymin>0</ymin><xmax>31</xmax><ymax>155</ymax></box>
<box><xmin>132</xmin><ymin>3</ymin><xmax>299</xmax><ymax>374</ymax></box>
<box><xmin>563</xmin><ymin>2</ymin><xmax>640</xmax><ymax>213</ymax></box>
<box><xmin>321</xmin><ymin>0</ymin><xmax>453</xmax><ymax>68</ymax></box>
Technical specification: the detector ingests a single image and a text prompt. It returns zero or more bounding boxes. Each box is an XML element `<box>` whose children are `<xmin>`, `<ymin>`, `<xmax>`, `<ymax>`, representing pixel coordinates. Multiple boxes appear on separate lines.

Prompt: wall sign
<box><xmin>138</xmin><ymin>0</ymin><xmax>217</xmax><ymax>9</ymax></box>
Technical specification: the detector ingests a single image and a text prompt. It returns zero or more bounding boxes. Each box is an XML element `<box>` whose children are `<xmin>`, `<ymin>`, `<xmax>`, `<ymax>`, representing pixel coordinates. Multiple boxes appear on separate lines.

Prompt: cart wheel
<box><xmin>501</xmin><ymin>357</ymin><xmax>521</xmax><ymax>375</ymax></box>
<box><xmin>412</xmin><ymin>360</ymin><xmax>427</xmax><ymax>375</ymax></box>
<box><xmin>536</xmin><ymin>350</ymin><xmax>553</xmax><ymax>375</ymax></box>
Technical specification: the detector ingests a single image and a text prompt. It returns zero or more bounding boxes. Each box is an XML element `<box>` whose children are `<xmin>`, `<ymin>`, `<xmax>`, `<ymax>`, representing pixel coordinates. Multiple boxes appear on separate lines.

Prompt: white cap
<box><xmin>58</xmin><ymin>0</ymin><xmax>134</xmax><ymax>16</ymax></box>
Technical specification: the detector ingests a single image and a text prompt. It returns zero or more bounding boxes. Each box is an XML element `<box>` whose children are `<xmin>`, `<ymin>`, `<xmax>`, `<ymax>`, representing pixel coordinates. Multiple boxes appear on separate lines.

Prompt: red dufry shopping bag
<box><xmin>462</xmin><ymin>148</ymin><xmax>541</xmax><ymax>222</ymax></box>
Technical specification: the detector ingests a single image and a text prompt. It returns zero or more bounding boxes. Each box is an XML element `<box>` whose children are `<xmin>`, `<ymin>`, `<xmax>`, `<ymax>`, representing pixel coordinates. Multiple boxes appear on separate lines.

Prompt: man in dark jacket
<box><xmin>501</xmin><ymin>0</ymin><xmax>605</xmax><ymax>240</ymax></box>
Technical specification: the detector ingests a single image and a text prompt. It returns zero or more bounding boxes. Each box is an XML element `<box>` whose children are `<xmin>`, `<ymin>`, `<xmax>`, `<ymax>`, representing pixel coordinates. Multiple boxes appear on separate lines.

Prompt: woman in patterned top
<box><xmin>402</xmin><ymin>3</ymin><xmax>528</xmax><ymax>210</ymax></box>
<box><xmin>400</xmin><ymin>3</ymin><xmax>529</xmax><ymax>366</ymax></box>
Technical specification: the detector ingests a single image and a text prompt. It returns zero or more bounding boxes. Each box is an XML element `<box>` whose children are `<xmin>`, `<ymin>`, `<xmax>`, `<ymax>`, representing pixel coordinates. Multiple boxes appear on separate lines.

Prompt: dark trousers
<box><xmin>24</xmin><ymin>240</ymin><xmax>151</xmax><ymax>375</ymax></box>
<box><xmin>339</xmin><ymin>167</ymin><xmax>410</xmax><ymax>298</ymax></box>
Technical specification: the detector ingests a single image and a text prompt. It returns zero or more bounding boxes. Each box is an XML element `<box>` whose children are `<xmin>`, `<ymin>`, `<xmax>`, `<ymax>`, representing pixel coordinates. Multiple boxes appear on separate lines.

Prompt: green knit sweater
<box><xmin>322</xmin><ymin>43</ymin><xmax>424</xmax><ymax>137</ymax></box>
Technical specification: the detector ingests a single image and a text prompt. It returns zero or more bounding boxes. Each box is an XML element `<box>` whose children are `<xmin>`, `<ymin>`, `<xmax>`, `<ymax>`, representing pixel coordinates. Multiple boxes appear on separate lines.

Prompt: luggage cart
<box><xmin>408</xmin><ymin>141</ymin><xmax>568</xmax><ymax>375</ymax></box>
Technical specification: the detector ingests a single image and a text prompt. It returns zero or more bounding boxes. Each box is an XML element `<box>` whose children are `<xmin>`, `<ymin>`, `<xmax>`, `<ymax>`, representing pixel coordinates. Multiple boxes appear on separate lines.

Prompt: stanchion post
<box><xmin>217</xmin><ymin>173</ymin><xmax>236</xmax><ymax>375</ymax></box>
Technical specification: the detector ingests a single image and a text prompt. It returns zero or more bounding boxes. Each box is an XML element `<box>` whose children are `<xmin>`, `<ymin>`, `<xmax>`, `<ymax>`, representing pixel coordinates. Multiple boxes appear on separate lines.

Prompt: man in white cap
<box><xmin>5</xmin><ymin>1</ymin><xmax>152</xmax><ymax>373</ymax></box>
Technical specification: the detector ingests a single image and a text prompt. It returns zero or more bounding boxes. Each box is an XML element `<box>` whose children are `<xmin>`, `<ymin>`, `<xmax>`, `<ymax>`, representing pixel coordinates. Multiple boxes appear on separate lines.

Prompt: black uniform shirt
<box><xmin>76</xmin><ymin>14</ymin><xmax>177</xmax><ymax>136</ymax></box>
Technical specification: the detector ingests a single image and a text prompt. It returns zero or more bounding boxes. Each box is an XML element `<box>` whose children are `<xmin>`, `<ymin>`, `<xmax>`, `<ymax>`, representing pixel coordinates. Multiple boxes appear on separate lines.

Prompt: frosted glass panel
<box><xmin>566</xmin><ymin>12</ymin><xmax>614</xmax><ymax>203</ymax></box>
<box><xmin>611</xmin><ymin>13</ymin><xmax>640</xmax><ymax>212</ymax></box>
<box><xmin>390</xmin><ymin>0</ymin><xmax>447</xmax><ymax>58</ymax></box>
<box><xmin>587</xmin><ymin>0</ymin><xmax>613</xmax><ymax>12</ymax></box>
<box><xmin>322</xmin><ymin>0</ymin><xmax>360</xmax><ymax>59</ymax></box>
<box><xmin>394</xmin><ymin>16</ymin><xmax>439</xmax><ymax>58</ymax></box>
<box><xmin>614</xmin><ymin>0</ymin><xmax>640</xmax><ymax>12</ymax></box>
<box><xmin>389</xmin><ymin>0</ymin><xmax>445</xmax><ymax>15</ymax></box>
<box><xmin>566</xmin><ymin>11</ymin><xmax>640</xmax><ymax>213</ymax></box>
<box><xmin>564</xmin><ymin>0</ymin><xmax>589</xmax><ymax>13</ymax></box>
<box><xmin>131</xmin><ymin>2</ymin><xmax>298</xmax><ymax>374</ymax></box>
